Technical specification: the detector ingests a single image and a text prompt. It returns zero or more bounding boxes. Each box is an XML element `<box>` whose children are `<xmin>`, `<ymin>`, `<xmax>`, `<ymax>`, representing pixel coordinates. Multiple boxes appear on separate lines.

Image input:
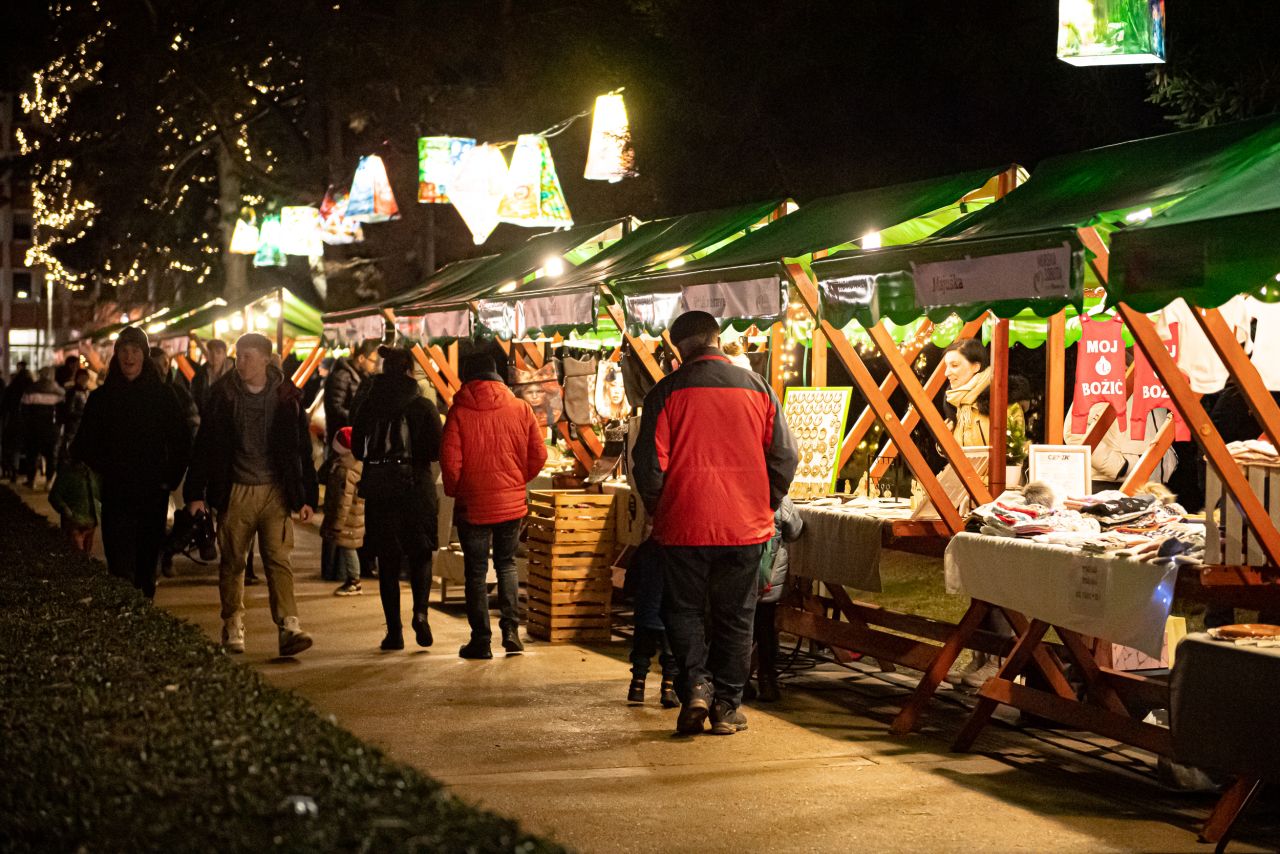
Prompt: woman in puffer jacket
<box><xmin>748</xmin><ymin>496</ymin><xmax>803</xmax><ymax>702</ymax></box>
<box><xmin>321</xmin><ymin>426</ymin><xmax>366</xmax><ymax>597</ymax></box>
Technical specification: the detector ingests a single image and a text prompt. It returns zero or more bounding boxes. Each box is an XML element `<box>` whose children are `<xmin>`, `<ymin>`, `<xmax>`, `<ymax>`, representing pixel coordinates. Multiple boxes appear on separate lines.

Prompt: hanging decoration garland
<box><xmin>584</xmin><ymin>91</ymin><xmax>637</xmax><ymax>182</ymax></box>
<box><xmin>418</xmin><ymin>136</ymin><xmax>476</xmax><ymax>204</ymax></box>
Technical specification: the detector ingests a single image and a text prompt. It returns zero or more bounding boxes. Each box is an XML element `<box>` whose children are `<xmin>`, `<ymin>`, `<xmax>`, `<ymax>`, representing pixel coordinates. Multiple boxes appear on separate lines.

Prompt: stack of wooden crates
<box><xmin>526</xmin><ymin>490</ymin><xmax>617</xmax><ymax>643</ymax></box>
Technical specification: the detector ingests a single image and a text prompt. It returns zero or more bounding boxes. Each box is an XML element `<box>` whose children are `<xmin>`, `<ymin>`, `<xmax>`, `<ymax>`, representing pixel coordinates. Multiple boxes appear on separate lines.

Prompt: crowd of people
<box><xmin>5</xmin><ymin>309</ymin><xmax>802</xmax><ymax>736</ymax></box>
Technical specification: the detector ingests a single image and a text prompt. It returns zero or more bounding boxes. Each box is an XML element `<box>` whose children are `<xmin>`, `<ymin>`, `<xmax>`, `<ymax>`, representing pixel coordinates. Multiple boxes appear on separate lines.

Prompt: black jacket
<box><xmin>72</xmin><ymin>360</ymin><xmax>191</xmax><ymax>495</ymax></box>
<box><xmin>191</xmin><ymin>360</ymin><xmax>234</xmax><ymax>417</ymax></box>
<box><xmin>184</xmin><ymin>366</ymin><xmax>319</xmax><ymax>513</ymax></box>
<box><xmin>323</xmin><ymin>358</ymin><xmax>364</xmax><ymax>445</ymax></box>
<box><xmin>351</xmin><ymin>372</ymin><xmax>442</xmax><ymax>487</ymax></box>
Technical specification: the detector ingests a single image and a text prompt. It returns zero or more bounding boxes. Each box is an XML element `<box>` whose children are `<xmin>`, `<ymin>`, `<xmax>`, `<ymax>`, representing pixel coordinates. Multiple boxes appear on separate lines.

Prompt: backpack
<box><xmin>358</xmin><ymin>410</ymin><xmax>415</xmax><ymax>500</ymax></box>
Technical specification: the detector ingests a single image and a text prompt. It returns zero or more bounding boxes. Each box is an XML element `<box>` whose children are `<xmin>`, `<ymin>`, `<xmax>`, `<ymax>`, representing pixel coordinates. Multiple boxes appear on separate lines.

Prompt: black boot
<box><xmin>627</xmin><ymin>678</ymin><xmax>646</xmax><ymax>704</ymax></box>
<box><xmin>411</xmin><ymin>612</ymin><xmax>433</xmax><ymax>648</ymax></box>
<box><xmin>501</xmin><ymin>625</ymin><xmax>524</xmax><ymax>654</ymax></box>
<box><xmin>659</xmin><ymin>679</ymin><xmax>679</xmax><ymax>709</ymax></box>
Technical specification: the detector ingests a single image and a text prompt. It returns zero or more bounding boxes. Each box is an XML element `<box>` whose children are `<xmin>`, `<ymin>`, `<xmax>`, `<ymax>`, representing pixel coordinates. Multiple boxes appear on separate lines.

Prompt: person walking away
<box><xmin>2</xmin><ymin>361</ymin><xmax>34</xmax><ymax>479</ymax></box>
<box><xmin>633</xmin><ymin>311</ymin><xmax>799</xmax><ymax>736</ymax></box>
<box><xmin>626</xmin><ymin>537</ymin><xmax>679</xmax><ymax>707</ymax></box>
<box><xmin>59</xmin><ymin>368</ymin><xmax>92</xmax><ymax>462</ymax></box>
<box><xmin>352</xmin><ymin>346</ymin><xmax>443</xmax><ymax>650</ymax></box>
<box><xmin>152</xmin><ymin>347</ymin><xmax>201</xmax><ymax>578</ymax></box>
<box><xmin>49</xmin><ymin>453</ymin><xmax>101</xmax><ymax>552</ymax></box>
<box><xmin>20</xmin><ymin>366</ymin><xmax>65</xmax><ymax>488</ymax></box>
<box><xmin>191</xmin><ymin>339</ymin><xmax>233</xmax><ymax>417</ymax></box>
<box><xmin>72</xmin><ymin>327</ymin><xmax>191</xmax><ymax>598</ymax></box>
<box><xmin>441</xmin><ymin>353</ymin><xmax>547</xmax><ymax>659</ymax></box>
<box><xmin>321</xmin><ymin>426</ymin><xmax>365</xmax><ymax>596</ymax></box>
<box><xmin>748</xmin><ymin>496</ymin><xmax>803</xmax><ymax>703</ymax></box>
<box><xmin>184</xmin><ymin>332</ymin><xmax>318</xmax><ymax>657</ymax></box>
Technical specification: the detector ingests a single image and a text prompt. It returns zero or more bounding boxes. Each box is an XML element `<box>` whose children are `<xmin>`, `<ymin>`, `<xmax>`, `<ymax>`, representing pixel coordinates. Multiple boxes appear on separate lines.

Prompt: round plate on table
<box><xmin>1214</xmin><ymin>623</ymin><xmax>1280</xmax><ymax>640</ymax></box>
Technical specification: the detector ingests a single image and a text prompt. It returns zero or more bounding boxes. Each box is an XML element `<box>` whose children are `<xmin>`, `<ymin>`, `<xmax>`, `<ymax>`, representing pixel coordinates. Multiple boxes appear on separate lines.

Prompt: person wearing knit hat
<box><xmin>71</xmin><ymin>326</ymin><xmax>193</xmax><ymax>599</ymax></box>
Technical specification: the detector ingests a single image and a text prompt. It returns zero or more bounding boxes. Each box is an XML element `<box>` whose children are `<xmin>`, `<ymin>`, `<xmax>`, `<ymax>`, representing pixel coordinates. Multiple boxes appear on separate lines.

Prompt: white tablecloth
<box><xmin>944</xmin><ymin>533</ymin><xmax>1178</xmax><ymax>657</ymax></box>
<box><xmin>788</xmin><ymin>505</ymin><xmax>885</xmax><ymax>593</ymax></box>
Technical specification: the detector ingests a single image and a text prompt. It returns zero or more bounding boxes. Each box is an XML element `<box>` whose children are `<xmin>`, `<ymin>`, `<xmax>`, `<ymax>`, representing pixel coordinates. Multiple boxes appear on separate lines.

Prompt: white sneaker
<box><xmin>222</xmin><ymin>616</ymin><xmax>245</xmax><ymax>654</ymax></box>
<box><xmin>278</xmin><ymin>616</ymin><xmax>313</xmax><ymax>657</ymax></box>
<box><xmin>944</xmin><ymin>651</ymin><xmax>987</xmax><ymax>686</ymax></box>
<box><xmin>961</xmin><ymin>659</ymin><xmax>1002</xmax><ymax>690</ymax></box>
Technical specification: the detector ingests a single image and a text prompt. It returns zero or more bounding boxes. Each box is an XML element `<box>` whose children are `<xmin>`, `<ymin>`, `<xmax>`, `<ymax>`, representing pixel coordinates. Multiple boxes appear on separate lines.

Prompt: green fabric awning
<box><xmin>1108</xmin><ymin>120</ymin><xmax>1280</xmax><ymax>312</ymax></box>
<box><xmin>381</xmin><ymin>255</ymin><xmax>499</xmax><ymax>314</ymax></box>
<box><xmin>814</xmin><ymin>115</ymin><xmax>1280</xmax><ymax>326</ymax></box>
<box><xmin>179</xmin><ymin>288</ymin><xmax>322</xmax><ymax>342</ymax></box>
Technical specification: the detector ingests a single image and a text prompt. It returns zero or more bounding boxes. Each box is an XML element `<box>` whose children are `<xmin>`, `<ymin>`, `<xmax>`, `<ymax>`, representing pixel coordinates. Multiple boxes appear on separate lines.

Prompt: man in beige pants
<box><xmin>185</xmin><ymin>333</ymin><xmax>318</xmax><ymax>656</ymax></box>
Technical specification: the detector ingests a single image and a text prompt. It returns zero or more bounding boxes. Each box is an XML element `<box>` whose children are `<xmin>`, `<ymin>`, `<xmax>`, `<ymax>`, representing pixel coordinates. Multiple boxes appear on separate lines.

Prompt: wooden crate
<box><xmin>525</xmin><ymin>491</ymin><xmax>617</xmax><ymax>643</ymax></box>
<box><xmin>1205</xmin><ymin>461</ymin><xmax>1280</xmax><ymax>566</ymax></box>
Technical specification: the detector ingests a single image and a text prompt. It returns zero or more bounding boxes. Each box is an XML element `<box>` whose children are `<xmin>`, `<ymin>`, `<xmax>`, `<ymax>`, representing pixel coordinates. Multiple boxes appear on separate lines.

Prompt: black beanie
<box><xmin>461</xmin><ymin>353</ymin><xmax>500</xmax><ymax>383</ymax></box>
<box><xmin>115</xmin><ymin>326</ymin><xmax>149</xmax><ymax>352</ymax></box>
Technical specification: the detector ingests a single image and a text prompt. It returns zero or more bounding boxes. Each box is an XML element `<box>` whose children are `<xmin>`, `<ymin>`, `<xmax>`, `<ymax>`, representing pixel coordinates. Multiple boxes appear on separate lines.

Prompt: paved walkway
<box><xmin>11</xmin><ymin>482</ymin><xmax>1278</xmax><ymax>852</ymax></box>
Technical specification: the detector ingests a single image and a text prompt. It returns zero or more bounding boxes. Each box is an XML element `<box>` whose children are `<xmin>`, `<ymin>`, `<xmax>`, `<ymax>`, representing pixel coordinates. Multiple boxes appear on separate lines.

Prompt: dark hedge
<box><xmin>0</xmin><ymin>488</ymin><xmax>562</xmax><ymax>853</ymax></box>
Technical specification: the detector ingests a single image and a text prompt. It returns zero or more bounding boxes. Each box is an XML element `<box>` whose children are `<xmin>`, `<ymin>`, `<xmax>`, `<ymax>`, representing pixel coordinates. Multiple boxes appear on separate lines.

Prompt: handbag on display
<box><xmin>510</xmin><ymin>359</ymin><xmax>564</xmax><ymax>430</ymax></box>
<box><xmin>594</xmin><ymin>359</ymin><xmax>632</xmax><ymax>422</ymax></box>
<box><xmin>561</xmin><ymin>351</ymin><xmax>599</xmax><ymax>426</ymax></box>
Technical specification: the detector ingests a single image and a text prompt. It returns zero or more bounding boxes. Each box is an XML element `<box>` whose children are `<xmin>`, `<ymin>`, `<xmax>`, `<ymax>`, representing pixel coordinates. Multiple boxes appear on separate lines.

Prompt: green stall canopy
<box><xmin>177</xmin><ymin>287</ymin><xmax>322</xmax><ymax>343</ymax></box>
<box><xmin>813</xmin><ymin>115</ymin><xmax>1280</xmax><ymax>327</ymax></box>
<box><xmin>1109</xmin><ymin>120</ymin><xmax>1280</xmax><ymax>312</ymax></box>
<box><xmin>612</xmin><ymin>167</ymin><xmax>1004</xmax><ymax>334</ymax></box>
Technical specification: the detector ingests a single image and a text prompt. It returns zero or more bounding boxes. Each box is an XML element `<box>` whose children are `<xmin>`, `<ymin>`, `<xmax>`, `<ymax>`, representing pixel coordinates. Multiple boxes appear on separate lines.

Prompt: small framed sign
<box><xmin>1028</xmin><ymin>444</ymin><xmax>1092</xmax><ymax>500</ymax></box>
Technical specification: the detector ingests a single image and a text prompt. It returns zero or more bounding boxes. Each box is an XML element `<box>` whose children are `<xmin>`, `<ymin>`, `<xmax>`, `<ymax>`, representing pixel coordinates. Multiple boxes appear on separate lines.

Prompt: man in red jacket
<box><xmin>441</xmin><ymin>352</ymin><xmax>548</xmax><ymax>659</ymax></box>
<box><xmin>633</xmin><ymin>311</ymin><xmax>798</xmax><ymax>736</ymax></box>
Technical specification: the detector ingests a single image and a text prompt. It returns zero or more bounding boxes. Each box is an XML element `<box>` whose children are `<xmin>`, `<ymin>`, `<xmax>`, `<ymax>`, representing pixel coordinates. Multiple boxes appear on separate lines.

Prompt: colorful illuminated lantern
<box><xmin>497</xmin><ymin>134</ymin><xmax>573</xmax><ymax>229</ymax></box>
<box><xmin>448</xmin><ymin>144</ymin><xmax>509</xmax><ymax>245</ymax></box>
<box><xmin>346</xmin><ymin>155</ymin><xmax>400</xmax><ymax>223</ymax></box>
<box><xmin>584</xmin><ymin>92</ymin><xmax>637</xmax><ymax>182</ymax></box>
<box><xmin>229</xmin><ymin>214</ymin><xmax>260</xmax><ymax>254</ymax></box>
<box><xmin>253</xmin><ymin>214</ymin><xmax>286</xmax><ymax>268</ymax></box>
<box><xmin>1058</xmin><ymin>0</ymin><xmax>1166</xmax><ymax>66</ymax></box>
<box><xmin>319</xmin><ymin>188</ymin><xmax>364</xmax><ymax>245</ymax></box>
<box><xmin>280</xmin><ymin>206</ymin><xmax>324</xmax><ymax>256</ymax></box>
<box><xmin>418</xmin><ymin>136</ymin><xmax>476</xmax><ymax>204</ymax></box>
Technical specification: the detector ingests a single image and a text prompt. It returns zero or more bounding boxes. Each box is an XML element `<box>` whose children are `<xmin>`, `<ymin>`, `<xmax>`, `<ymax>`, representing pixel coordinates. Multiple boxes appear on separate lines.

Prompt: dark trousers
<box><xmin>630</xmin><ymin>626</ymin><xmax>678</xmax><ymax>681</ymax></box>
<box><xmin>21</xmin><ymin>424</ymin><xmax>58</xmax><ymax>483</ymax></box>
<box><xmin>367</xmin><ymin>494</ymin><xmax>437</xmax><ymax>631</ymax></box>
<box><xmin>100</xmin><ymin>487</ymin><xmax>169</xmax><ymax>599</ymax></box>
<box><xmin>662</xmin><ymin>543</ymin><xmax>764</xmax><ymax>710</ymax></box>
<box><xmin>458</xmin><ymin>518</ymin><xmax>521</xmax><ymax>644</ymax></box>
<box><xmin>754</xmin><ymin>602</ymin><xmax>778</xmax><ymax>682</ymax></box>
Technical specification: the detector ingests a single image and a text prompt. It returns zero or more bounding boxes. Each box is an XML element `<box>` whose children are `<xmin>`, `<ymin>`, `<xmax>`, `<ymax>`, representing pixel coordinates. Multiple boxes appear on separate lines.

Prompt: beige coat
<box><xmin>321</xmin><ymin>452</ymin><xmax>365</xmax><ymax>548</ymax></box>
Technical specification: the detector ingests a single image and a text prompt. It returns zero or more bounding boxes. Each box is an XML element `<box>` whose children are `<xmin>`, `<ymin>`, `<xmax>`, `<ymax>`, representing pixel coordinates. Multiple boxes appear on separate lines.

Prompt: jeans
<box><xmin>754</xmin><ymin>602</ymin><xmax>778</xmax><ymax>682</ymax></box>
<box><xmin>366</xmin><ymin>493</ymin><xmax>436</xmax><ymax>632</ymax></box>
<box><xmin>630</xmin><ymin>627</ymin><xmax>678</xmax><ymax>681</ymax></box>
<box><xmin>334</xmin><ymin>546</ymin><xmax>360</xmax><ymax>584</ymax></box>
<box><xmin>662</xmin><ymin>543</ymin><xmax>764</xmax><ymax>710</ymax></box>
<box><xmin>100</xmin><ymin>486</ymin><xmax>169</xmax><ymax>599</ymax></box>
<box><xmin>458</xmin><ymin>518</ymin><xmax>521</xmax><ymax>644</ymax></box>
<box><xmin>217</xmin><ymin>483</ymin><xmax>299</xmax><ymax>627</ymax></box>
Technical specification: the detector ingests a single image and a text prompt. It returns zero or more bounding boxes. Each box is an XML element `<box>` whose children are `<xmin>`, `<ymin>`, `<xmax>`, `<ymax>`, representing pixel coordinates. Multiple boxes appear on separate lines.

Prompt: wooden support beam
<box><xmin>427</xmin><ymin>344</ymin><xmax>462</xmax><ymax>389</ymax></box>
<box><xmin>174</xmin><ymin>353</ymin><xmax>196</xmax><ymax>383</ymax></box>
<box><xmin>769</xmin><ymin>325</ymin><xmax>786</xmax><ymax>398</ymax></box>
<box><xmin>556</xmin><ymin>421</ymin><xmax>595</xmax><ymax>471</ymax></box>
<box><xmin>989</xmin><ymin>318</ymin><xmax>1010</xmax><ymax>496</ymax></box>
<box><xmin>811</xmin><ymin>326</ymin><xmax>828</xmax><ymax>387</ymax></box>
<box><xmin>291</xmin><ymin>345</ymin><xmax>325</xmax><ymax>388</ymax></box>
<box><xmin>603</xmin><ymin>296</ymin><xmax>665</xmax><ymax>383</ymax></box>
<box><xmin>869</xmin><ymin>323</ymin><xmax>992</xmax><ymax>506</ymax></box>
<box><xmin>789</xmin><ymin>263</ymin><xmax>965</xmax><ymax>533</ymax></box>
<box><xmin>839</xmin><ymin>319</ymin><xmax>937</xmax><ymax>468</ymax></box>
<box><xmin>411</xmin><ymin>343</ymin><xmax>454</xmax><ymax>405</ymax></box>
<box><xmin>1045</xmin><ymin>310</ymin><xmax>1066</xmax><ymax>444</ymax></box>
<box><xmin>1120</xmin><ymin>413</ymin><xmax>1176</xmax><ymax>494</ymax></box>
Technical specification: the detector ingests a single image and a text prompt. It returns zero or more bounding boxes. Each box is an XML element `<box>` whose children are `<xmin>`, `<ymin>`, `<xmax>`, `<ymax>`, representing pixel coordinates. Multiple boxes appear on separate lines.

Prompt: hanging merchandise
<box><xmin>280</xmin><ymin>206</ymin><xmax>325</xmax><ymax>257</ymax></box>
<box><xmin>346</xmin><ymin>155</ymin><xmax>400</xmax><ymax>223</ymax></box>
<box><xmin>253</xmin><ymin>214</ymin><xmax>287</xmax><ymax>268</ymax></box>
<box><xmin>584</xmin><ymin>92</ymin><xmax>637</xmax><ymax>182</ymax></box>
<box><xmin>418</xmin><ymin>136</ymin><xmax>476</xmax><ymax>204</ymax></box>
<box><xmin>561</xmin><ymin>352</ymin><xmax>599</xmax><ymax>426</ymax></box>
<box><xmin>1072</xmin><ymin>314</ymin><xmax>1128</xmax><ymax>434</ymax></box>
<box><xmin>448</xmin><ymin>144</ymin><xmax>509</xmax><ymax>245</ymax></box>
<box><xmin>511</xmin><ymin>360</ymin><xmax>564</xmax><ymax>432</ymax></box>
<box><xmin>1058</xmin><ymin>0</ymin><xmax>1166</xmax><ymax>66</ymax></box>
<box><xmin>497</xmin><ymin>134</ymin><xmax>573</xmax><ymax>228</ymax></box>
<box><xmin>319</xmin><ymin>188</ymin><xmax>364</xmax><ymax>245</ymax></box>
<box><xmin>1130</xmin><ymin>322</ymin><xmax>1190</xmax><ymax>441</ymax></box>
<box><xmin>594</xmin><ymin>359</ymin><xmax>631</xmax><ymax>422</ymax></box>
<box><xmin>229</xmin><ymin>213</ymin><xmax>260</xmax><ymax>254</ymax></box>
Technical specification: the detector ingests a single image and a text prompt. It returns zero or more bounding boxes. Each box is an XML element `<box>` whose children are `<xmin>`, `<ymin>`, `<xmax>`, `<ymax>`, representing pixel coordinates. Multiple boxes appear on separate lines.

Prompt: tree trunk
<box><xmin>218</xmin><ymin>141</ymin><xmax>249</xmax><ymax>301</ymax></box>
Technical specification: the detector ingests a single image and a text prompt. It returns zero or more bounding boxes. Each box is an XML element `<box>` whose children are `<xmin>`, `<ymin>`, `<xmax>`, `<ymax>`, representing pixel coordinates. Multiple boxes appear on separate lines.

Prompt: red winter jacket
<box><xmin>633</xmin><ymin>351</ymin><xmax>799</xmax><ymax>547</ymax></box>
<box><xmin>441</xmin><ymin>379</ymin><xmax>548</xmax><ymax>525</ymax></box>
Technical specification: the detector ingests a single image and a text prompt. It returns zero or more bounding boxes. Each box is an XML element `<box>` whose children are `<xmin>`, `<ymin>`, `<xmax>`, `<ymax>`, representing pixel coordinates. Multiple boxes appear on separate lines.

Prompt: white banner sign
<box><xmin>912</xmin><ymin>243</ymin><xmax>1072</xmax><ymax>308</ymax></box>
<box><xmin>520</xmin><ymin>290</ymin><xmax>595</xmax><ymax>334</ymax></box>
<box><xmin>681</xmin><ymin>277</ymin><xmax>782</xmax><ymax>319</ymax></box>
<box><xmin>327</xmin><ymin>314</ymin><xmax>386</xmax><ymax>346</ymax></box>
<box><xmin>623</xmin><ymin>292</ymin><xmax>683</xmax><ymax>330</ymax></box>
<box><xmin>475</xmin><ymin>300</ymin><xmax>519</xmax><ymax>339</ymax></box>
<box><xmin>422</xmin><ymin>309</ymin><xmax>472</xmax><ymax>340</ymax></box>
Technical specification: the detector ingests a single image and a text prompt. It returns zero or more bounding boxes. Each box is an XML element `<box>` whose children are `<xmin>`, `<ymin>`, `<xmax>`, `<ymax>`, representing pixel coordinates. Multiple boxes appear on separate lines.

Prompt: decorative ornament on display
<box><xmin>280</xmin><ymin>206</ymin><xmax>325</xmax><ymax>257</ymax></box>
<box><xmin>448</xmin><ymin>144</ymin><xmax>509</xmax><ymax>245</ymax></box>
<box><xmin>1130</xmin><ymin>321</ymin><xmax>1190</xmax><ymax>441</ymax></box>
<box><xmin>346</xmin><ymin>155</ymin><xmax>400</xmax><ymax>223</ymax></box>
<box><xmin>584</xmin><ymin>92</ymin><xmax>637</xmax><ymax>182</ymax></box>
<box><xmin>418</xmin><ymin>136</ymin><xmax>476</xmax><ymax>204</ymax></box>
<box><xmin>253</xmin><ymin>214</ymin><xmax>287</xmax><ymax>268</ymax></box>
<box><xmin>229</xmin><ymin>213</ymin><xmax>260</xmax><ymax>255</ymax></box>
<box><xmin>319</xmin><ymin>188</ymin><xmax>364</xmax><ymax>245</ymax></box>
<box><xmin>1057</xmin><ymin>0</ymin><xmax>1166</xmax><ymax>66</ymax></box>
<box><xmin>497</xmin><ymin>134</ymin><xmax>573</xmax><ymax>228</ymax></box>
<box><xmin>1072</xmin><ymin>313</ymin><xmax>1127</xmax><ymax>434</ymax></box>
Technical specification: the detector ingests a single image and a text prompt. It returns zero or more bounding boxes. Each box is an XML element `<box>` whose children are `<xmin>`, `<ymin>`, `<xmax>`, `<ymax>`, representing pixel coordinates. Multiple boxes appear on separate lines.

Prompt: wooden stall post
<box><xmin>811</xmin><ymin>326</ymin><xmax>828</xmax><ymax>387</ymax></box>
<box><xmin>603</xmin><ymin>296</ymin><xmax>665</xmax><ymax>384</ymax></box>
<box><xmin>988</xmin><ymin>318</ymin><xmax>1010</xmax><ymax>496</ymax></box>
<box><xmin>769</xmin><ymin>325</ymin><xmax>787</xmax><ymax>399</ymax></box>
<box><xmin>1045</xmin><ymin>310</ymin><xmax>1067</xmax><ymax>444</ymax></box>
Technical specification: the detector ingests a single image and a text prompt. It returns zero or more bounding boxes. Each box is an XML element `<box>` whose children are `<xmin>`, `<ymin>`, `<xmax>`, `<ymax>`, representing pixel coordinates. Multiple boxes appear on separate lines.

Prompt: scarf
<box><xmin>945</xmin><ymin>366</ymin><xmax>992</xmax><ymax>447</ymax></box>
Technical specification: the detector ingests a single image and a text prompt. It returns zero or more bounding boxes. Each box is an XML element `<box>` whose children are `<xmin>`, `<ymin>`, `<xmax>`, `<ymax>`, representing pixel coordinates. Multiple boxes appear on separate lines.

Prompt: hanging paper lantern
<box><xmin>346</xmin><ymin>155</ymin><xmax>400</xmax><ymax>223</ymax></box>
<box><xmin>253</xmin><ymin>214</ymin><xmax>287</xmax><ymax>268</ymax></box>
<box><xmin>584</xmin><ymin>92</ymin><xmax>637</xmax><ymax>182</ymax></box>
<box><xmin>497</xmin><ymin>134</ymin><xmax>573</xmax><ymax>229</ymax></box>
<box><xmin>448</xmin><ymin>144</ymin><xmax>509</xmax><ymax>245</ymax></box>
<box><xmin>1058</xmin><ymin>0</ymin><xmax>1166</xmax><ymax>66</ymax></box>
<box><xmin>280</xmin><ymin>206</ymin><xmax>325</xmax><ymax>256</ymax></box>
<box><xmin>229</xmin><ymin>215</ymin><xmax>260</xmax><ymax>254</ymax></box>
<box><xmin>418</xmin><ymin>136</ymin><xmax>476</xmax><ymax>204</ymax></box>
<box><xmin>319</xmin><ymin>188</ymin><xmax>364</xmax><ymax>245</ymax></box>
